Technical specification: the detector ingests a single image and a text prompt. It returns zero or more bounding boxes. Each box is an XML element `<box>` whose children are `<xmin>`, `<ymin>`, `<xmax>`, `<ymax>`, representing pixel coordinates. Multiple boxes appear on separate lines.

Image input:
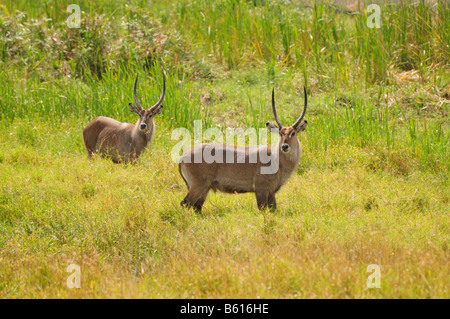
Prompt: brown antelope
<box><xmin>83</xmin><ymin>73</ymin><xmax>166</xmax><ymax>164</ymax></box>
<box><xmin>178</xmin><ymin>87</ymin><xmax>308</xmax><ymax>212</ymax></box>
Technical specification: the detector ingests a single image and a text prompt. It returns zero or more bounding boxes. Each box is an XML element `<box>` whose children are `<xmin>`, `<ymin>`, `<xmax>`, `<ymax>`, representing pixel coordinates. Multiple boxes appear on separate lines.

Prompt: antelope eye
<box><xmin>291</xmin><ymin>132</ymin><xmax>295</xmax><ymax>137</ymax></box>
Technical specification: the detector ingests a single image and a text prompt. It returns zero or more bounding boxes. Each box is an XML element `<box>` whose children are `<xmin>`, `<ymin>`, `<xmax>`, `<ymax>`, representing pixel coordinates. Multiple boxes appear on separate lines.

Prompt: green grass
<box><xmin>0</xmin><ymin>0</ymin><xmax>448</xmax><ymax>298</ymax></box>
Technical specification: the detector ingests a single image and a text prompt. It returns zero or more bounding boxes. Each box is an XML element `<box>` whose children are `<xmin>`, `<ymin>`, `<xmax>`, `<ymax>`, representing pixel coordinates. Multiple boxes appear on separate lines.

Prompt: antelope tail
<box><xmin>178</xmin><ymin>161</ymin><xmax>189</xmax><ymax>190</ymax></box>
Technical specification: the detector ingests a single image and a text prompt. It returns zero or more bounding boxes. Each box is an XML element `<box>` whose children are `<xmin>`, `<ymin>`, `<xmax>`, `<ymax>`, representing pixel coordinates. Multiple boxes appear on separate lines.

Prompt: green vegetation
<box><xmin>0</xmin><ymin>0</ymin><xmax>448</xmax><ymax>298</ymax></box>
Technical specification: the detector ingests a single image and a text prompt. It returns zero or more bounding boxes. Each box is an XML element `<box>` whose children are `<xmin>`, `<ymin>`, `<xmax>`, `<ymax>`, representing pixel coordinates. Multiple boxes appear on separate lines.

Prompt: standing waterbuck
<box><xmin>83</xmin><ymin>72</ymin><xmax>166</xmax><ymax>164</ymax></box>
<box><xmin>178</xmin><ymin>87</ymin><xmax>308</xmax><ymax>212</ymax></box>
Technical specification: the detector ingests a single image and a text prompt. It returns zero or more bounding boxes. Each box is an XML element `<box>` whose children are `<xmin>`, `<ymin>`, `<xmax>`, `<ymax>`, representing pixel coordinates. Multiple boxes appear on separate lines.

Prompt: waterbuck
<box><xmin>83</xmin><ymin>73</ymin><xmax>166</xmax><ymax>164</ymax></box>
<box><xmin>178</xmin><ymin>88</ymin><xmax>308</xmax><ymax>212</ymax></box>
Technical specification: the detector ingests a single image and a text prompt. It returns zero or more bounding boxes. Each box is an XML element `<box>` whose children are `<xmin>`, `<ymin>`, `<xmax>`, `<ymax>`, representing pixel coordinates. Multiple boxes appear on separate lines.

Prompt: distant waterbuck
<box><xmin>83</xmin><ymin>72</ymin><xmax>166</xmax><ymax>164</ymax></box>
<box><xmin>178</xmin><ymin>88</ymin><xmax>308</xmax><ymax>212</ymax></box>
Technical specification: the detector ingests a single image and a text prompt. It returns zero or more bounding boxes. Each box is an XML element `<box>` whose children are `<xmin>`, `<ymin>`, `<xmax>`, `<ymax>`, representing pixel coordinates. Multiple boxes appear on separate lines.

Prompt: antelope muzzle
<box><xmin>281</xmin><ymin>143</ymin><xmax>290</xmax><ymax>152</ymax></box>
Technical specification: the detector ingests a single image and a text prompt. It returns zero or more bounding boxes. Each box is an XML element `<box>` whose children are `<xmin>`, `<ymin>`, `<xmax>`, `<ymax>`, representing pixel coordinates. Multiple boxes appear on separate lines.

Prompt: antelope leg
<box><xmin>255</xmin><ymin>189</ymin><xmax>270</xmax><ymax>210</ymax></box>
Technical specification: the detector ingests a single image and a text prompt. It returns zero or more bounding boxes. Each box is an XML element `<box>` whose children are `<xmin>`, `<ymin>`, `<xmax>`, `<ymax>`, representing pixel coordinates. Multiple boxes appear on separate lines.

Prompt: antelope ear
<box><xmin>266</xmin><ymin>122</ymin><xmax>279</xmax><ymax>133</ymax></box>
<box><xmin>152</xmin><ymin>105</ymin><xmax>163</xmax><ymax>116</ymax></box>
<box><xmin>296</xmin><ymin>120</ymin><xmax>308</xmax><ymax>132</ymax></box>
<box><xmin>129</xmin><ymin>103</ymin><xmax>141</xmax><ymax>116</ymax></box>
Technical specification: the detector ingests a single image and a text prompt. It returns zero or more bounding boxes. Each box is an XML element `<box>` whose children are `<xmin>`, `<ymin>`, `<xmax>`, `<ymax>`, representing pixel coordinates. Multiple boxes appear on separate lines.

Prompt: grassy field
<box><xmin>0</xmin><ymin>0</ymin><xmax>448</xmax><ymax>298</ymax></box>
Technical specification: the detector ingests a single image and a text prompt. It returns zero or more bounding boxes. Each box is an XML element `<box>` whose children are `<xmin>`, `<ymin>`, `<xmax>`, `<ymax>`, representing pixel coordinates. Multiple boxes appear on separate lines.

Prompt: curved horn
<box><xmin>149</xmin><ymin>71</ymin><xmax>166</xmax><ymax>112</ymax></box>
<box><xmin>292</xmin><ymin>86</ymin><xmax>307</xmax><ymax>129</ymax></box>
<box><xmin>133</xmin><ymin>75</ymin><xmax>144</xmax><ymax>111</ymax></box>
<box><xmin>272</xmin><ymin>88</ymin><xmax>284</xmax><ymax>128</ymax></box>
